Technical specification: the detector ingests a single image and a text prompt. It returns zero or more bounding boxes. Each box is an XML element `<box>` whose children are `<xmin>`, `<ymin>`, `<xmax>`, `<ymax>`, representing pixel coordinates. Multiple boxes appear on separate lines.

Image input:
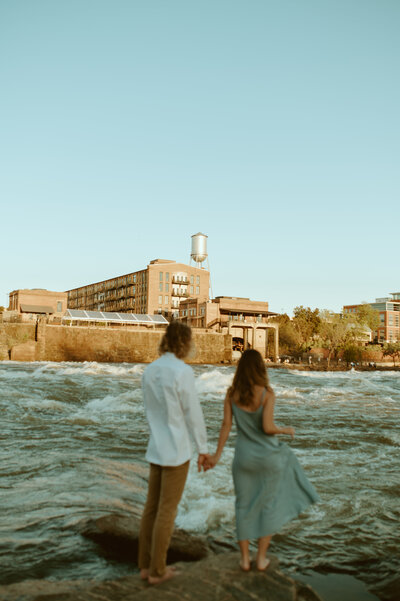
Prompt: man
<box><xmin>138</xmin><ymin>321</ymin><xmax>210</xmax><ymax>584</ymax></box>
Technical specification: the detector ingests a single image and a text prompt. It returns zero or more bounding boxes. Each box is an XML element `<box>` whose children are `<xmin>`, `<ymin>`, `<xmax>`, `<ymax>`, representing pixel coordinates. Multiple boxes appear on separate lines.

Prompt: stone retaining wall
<box><xmin>1</xmin><ymin>323</ymin><xmax>232</xmax><ymax>364</ymax></box>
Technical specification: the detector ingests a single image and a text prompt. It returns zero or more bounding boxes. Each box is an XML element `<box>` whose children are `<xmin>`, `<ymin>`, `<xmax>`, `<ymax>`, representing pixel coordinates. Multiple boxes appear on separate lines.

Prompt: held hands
<box><xmin>197</xmin><ymin>453</ymin><xmax>218</xmax><ymax>472</ymax></box>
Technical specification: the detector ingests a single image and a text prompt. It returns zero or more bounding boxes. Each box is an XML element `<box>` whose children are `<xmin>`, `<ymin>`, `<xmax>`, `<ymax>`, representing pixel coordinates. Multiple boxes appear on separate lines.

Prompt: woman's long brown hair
<box><xmin>228</xmin><ymin>349</ymin><xmax>269</xmax><ymax>406</ymax></box>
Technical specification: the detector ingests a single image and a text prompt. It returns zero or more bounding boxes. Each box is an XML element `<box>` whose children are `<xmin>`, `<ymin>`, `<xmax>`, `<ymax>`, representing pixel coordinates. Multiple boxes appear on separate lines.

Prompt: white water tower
<box><xmin>190</xmin><ymin>232</ymin><xmax>213</xmax><ymax>299</ymax></box>
<box><xmin>190</xmin><ymin>232</ymin><xmax>208</xmax><ymax>267</ymax></box>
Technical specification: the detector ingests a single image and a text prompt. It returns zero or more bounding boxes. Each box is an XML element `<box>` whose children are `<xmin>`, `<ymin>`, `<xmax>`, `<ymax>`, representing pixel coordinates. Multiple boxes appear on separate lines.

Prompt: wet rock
<box><xmin>80</xmin><ymin>513</ymin><xmax>210</xmax><ymax>563</ymax></box>
<box><xmin>0</xmin><ymin>552</ymin><xmax>322</xmax><ymax>601</ymax></box>
<box><xmin>0</xmin><ymin>514</ymin><xmax>322</xmax><ymax>601</ymax></box>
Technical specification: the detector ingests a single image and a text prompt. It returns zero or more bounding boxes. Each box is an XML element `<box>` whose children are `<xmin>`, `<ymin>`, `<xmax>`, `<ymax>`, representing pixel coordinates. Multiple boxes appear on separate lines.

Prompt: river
<box><xmin>0</xmin><ymin>361</ymin><xmax>399</xmax><ymax>599</ymax></box>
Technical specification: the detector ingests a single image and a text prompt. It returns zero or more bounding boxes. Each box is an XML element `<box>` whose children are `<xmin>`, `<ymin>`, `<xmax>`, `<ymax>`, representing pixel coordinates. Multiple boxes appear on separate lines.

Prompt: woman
<box><xmin>138</xmin><ymin>321</ymin><xmax>210</xmax><ymax>585</ymax></box>
<box><xmin>208</xmin><ymin>349</ymin><xmax>319</xmax><ymax>571</ymax></box>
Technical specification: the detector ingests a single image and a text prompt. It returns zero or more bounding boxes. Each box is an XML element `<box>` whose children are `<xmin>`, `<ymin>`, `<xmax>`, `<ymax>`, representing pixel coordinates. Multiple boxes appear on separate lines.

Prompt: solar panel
<box><xmin>120</xmin><ymin>313</ymin><xmax>138</xmax><ymax>321</ymax></box>
<box><xmin>101</xmin><ymin>312</ymin><xmax>122</xmax><ymax>320</ymax></box>
<box><xmin>62</xmin><ymin>309</ymin><xmax>167</xmax><ymax>325</ymax></box>
<box><xmin>150</xmin><ymin>314</ymin><xmax>169</xmax><ymax>323</ymax></box>
<box><xmin>134</xmin><ymin>314</ymin><xmax>151</xmax><ymax>322</ymax></box>
<box><xmin>67</xmin><ymin>310</ymin><xmax>88</xmax><ymax>318</ymax></box>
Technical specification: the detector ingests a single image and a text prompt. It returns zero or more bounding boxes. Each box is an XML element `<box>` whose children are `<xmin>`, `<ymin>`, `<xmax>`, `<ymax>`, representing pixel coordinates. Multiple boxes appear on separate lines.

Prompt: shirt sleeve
<box><xmin>178</xmin><ymin>367</ymin><xmax>208</xmax><ymax>454</ymax></box>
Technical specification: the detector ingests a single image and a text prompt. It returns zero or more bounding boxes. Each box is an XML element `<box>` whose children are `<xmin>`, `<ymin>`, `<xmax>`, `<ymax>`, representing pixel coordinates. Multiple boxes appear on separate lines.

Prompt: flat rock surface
<box><xmin>80</xmin><ymin>513</ymin><xmax>212</xmax><ymax>563</ymax></box>
<box><xmin>0</xmin><ymin>553</ymin><xmax>322</xmax><ymax>601</ymax></box>
<box><xmin>0</xmin><ymin>514</ymin><xmax>322</xmax><ymax>601</ymax></box>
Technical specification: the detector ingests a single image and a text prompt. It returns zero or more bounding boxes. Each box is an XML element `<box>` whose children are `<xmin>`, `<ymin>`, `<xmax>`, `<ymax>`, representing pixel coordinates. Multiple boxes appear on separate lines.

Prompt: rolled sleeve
<box><xmin>178</xmin><ymin>368</ymin><xmax>208</xmax><ymax>454</ymax></box>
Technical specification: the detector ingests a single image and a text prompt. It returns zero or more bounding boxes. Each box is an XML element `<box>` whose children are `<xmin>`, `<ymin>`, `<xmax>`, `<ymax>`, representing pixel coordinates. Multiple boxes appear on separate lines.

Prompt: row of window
<box><xmin>159</xmin><ymin>282</ymin><xmax>201</xmax><ymax>295</ymax></box>
<box><xmin>159</xmin><ymin>272</ymin><xmax>201</xmax><ymax>285</ymax></box>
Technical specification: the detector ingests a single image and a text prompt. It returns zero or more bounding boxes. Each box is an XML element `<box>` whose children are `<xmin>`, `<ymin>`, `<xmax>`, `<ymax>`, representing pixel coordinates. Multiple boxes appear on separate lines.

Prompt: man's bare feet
<box><xmin>140</xmin><ymin>568</ymin><xmax>149</xmax><ymax>580</ymax></box>
<box><xmin>239</xmin><ymin>559</ymin><xmax>251</xmax><ymax>572</ymax></box>
<box><xmin>256</xmin><ymin>557</ymin><xmax>270</xmax><ymax>572</ymax></box>
<box><xmin>148</xmin><ymin>566</ymin><xmax>178</xmax><ymax>585</ymax></box>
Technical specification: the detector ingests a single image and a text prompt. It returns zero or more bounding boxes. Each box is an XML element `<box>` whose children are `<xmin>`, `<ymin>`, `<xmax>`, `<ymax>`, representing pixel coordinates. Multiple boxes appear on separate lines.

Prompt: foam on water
<box><xmin>195</xmin><ymin>368</ymin><xmax>233</xmax><ymax>399</ymax></box>
<box><xmin>177</xmin><ymin>449</ymin><xmax>235</xmax><ymax>533</ymax></box>
<box><xmin>26</xmin><ymin>361</ymin><xmax>145</xmax><ymax>379</ymax></box>
<box><xmin>85</xmin><ymin>390</ymin><xmax>142</xmax><ymax>413</ymax></box>
<box><xmin>24</xmin><ymin>399</ymin><xmax>68</xmax><ymax>412</ymax></box>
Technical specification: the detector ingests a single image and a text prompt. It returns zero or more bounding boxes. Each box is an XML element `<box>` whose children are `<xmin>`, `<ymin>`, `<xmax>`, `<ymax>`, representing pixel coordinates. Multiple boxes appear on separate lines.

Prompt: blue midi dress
<box><xmin>232</xmin><ymin>398</ymin><xmax>319</xmax><ymax>541</ymax></box>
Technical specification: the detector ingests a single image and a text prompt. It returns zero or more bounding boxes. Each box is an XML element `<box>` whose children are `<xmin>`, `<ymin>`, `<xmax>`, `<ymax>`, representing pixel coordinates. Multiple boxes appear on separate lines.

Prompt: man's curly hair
<box><xmin>159</xmin><ymin>320</ymin><xmax>192</xmax><ymax>359</ymax></box>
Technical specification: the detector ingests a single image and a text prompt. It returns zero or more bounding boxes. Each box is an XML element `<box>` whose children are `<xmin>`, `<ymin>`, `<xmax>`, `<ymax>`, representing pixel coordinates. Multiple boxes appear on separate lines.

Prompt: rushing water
<box><xmin>0</xmin><ymin>361</ymin><xmax>399</xmax><ymax>599</ymax></box>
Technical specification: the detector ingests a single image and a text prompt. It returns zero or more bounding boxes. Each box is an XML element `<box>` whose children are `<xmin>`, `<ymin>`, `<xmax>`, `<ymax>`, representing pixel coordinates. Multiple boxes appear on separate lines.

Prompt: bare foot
<box><xmin>240</xmin><ymin>559</ymin><xmax>251</xmax><ymax>572</ymax></box>
<box><xmin>256</xmin><ymin>557</ymin><xmax>270</xmax><ymax>572</ymax></box>
<box><xmin>148</xmin><ymin>566</ymin><xmax>178</xmax><ymax>585</ymax></box>
<box><xmin>140</xmin><ymin>568</ymin><xmax>149</xmax><ymax>580</ymax></box>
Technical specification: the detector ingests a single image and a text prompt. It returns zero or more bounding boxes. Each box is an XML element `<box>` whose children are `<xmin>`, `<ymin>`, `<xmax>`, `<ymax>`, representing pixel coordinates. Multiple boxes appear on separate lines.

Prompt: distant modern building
<box><xmin>7</xmin><ymin>289</ymin><xmax>68</xmax><ymax>320</ymax></box>
<box><xmin>343</xmin><ymin>292</ymin><xmax>400</xmax><ymax>343</ymax></box>
<box><xmin>66</xmin><ymin>259</ymin><xmax>210</xmax><ymax>319</ymax></box>
<box><xmin>179</xmin><ymin>296</ymin><xmax>279</xmax><ymax>359</ymax></box>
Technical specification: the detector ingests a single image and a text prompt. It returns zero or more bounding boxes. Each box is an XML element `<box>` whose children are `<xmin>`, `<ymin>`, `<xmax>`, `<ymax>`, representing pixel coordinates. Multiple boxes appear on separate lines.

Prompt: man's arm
<box><xmin>178</xmin><ymin>368</ymin><xmax>209</xmax><ymax>457</ymax></box>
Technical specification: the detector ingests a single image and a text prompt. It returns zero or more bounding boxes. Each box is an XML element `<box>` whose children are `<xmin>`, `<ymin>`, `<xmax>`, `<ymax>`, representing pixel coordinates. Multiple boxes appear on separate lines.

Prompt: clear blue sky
<box><xmin>1</xmin><ymin>0</ymin><xmax>399</xmax><ymax>315</ymax></box>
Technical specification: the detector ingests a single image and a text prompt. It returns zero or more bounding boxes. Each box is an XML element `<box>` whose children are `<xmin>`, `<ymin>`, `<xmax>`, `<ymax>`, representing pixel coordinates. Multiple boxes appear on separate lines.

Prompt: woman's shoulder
<box><xmin>263</xmin><ymin>385</ymin><xmax>275</xmax><ymax>403</ymax></box>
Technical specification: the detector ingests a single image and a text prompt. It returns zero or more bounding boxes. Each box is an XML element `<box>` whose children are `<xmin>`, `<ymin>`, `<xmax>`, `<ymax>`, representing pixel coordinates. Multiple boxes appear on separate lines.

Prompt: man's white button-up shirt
<box><xmin>142</xmin><ymin>352</ymin><xmax>208</xmax><ymax>466</ymax></box>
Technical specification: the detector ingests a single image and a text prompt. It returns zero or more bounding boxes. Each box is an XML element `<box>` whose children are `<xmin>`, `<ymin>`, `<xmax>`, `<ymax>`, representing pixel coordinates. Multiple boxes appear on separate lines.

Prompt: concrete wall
<box><xmin>1</xmin><ymin>323</ymin><xmax>232</xmax><ymax>364</ymax></box>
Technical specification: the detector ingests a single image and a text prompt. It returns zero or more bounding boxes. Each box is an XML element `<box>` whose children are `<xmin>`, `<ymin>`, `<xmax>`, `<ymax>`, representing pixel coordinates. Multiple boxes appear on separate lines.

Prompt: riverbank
<box><xmin>267</xmin><ymin>363</ymin><xmax>400</xmax><ymax>372</ymax></box>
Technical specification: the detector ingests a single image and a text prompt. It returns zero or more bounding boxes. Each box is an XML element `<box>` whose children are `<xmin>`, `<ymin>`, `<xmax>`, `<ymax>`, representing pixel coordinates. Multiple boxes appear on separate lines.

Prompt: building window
<box><xmin>165</xmin><ymin>273</ymin><xmax>169</xmax><ymax>282</ymax></box>
<box><xmin>190</xmin><ymin>285</ymin><xmax>194</xmax><ymax>294</ymax></box>
<box><xmin>164</xmin><ymin>295</ymin><xmax>169</xmax><ymax>305</ymax></box>
<box><xmin>389</xmin><ymin>314</ymin><xmax>394</xmax><ymax>326</ymax></box>
<box><xmin>158</xmin><ymin>295</ymin><xmax>162</xmax><ymax>304</ymax></box>
<box><xmin>159</xmin><ymin>272</ymin><xmax>163</xmax><ymax>281</ymax></box>
<box><xmin>200</xmin><ymin>307</ymin><xmax>205</xmax><ymax>315</ymax></box>
<box><xmin>196</xmin><ymin>276</ymin><xmax>200</xmax><ymax>284</ymax></box>
<box><xmin>159</xmin><ymin>282</ymin><xmax>163</xmax><ymax>292</ymax></box>
<box><xmin>380</xmin><ymin>314</ymin><xmax>385</xmax><ymax>324</ymax></box>
<box><xmin>165</xmin><ymin>283</ymin><xmax>169</xmax><ymax>292</ymax></box>
<box><xmin>190</xmin><ymin>275</ymin><xmax>194</xmax><ymax>284</ymax></box>
<box><xmin>196</xmin><ymin>286</ymin><xmax>199</xmax><ymax>294</ymax></box>
<box><xmin>57</xmin><ymin>302</ymin><xmax>62</xmax><ymax>312</ymax></box>
<box><xmin>133</xmin><ymin>274</ymin><xmax>136</xmax><ymax>283</ymax></box>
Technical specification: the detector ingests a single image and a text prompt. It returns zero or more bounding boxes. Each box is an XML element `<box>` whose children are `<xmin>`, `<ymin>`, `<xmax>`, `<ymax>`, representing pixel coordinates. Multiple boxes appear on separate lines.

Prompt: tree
<box><xmin>382</xmin><ymin>342</ymin><xmax>400</xmax><ymax>366</ymax></box>
<box><xmin>355</xmin><ymin>303</ymin><xmax>380</xmax><ymax>332</ymax></box>
<box><xmin>291</xmin><ymin>306</ymin><xmax>321</xmax><ymax>351</ymax></box>
<box><xmin>270</xmin><ymin>314</ymin><xmax>301</xmax><ymax>356</ymax></box>
<box><xmin>318</xmin><ymin>312</ymin><xmax>363</xmax><ymax>368</ymax></box>
<box><xmin>342</xmin><ymin>343</ymin><xmax>363</xmax><ymax>366</ymax></box>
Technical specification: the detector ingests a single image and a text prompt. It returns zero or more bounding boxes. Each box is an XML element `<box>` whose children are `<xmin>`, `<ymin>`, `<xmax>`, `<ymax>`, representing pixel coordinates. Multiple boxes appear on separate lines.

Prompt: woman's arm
<box><xmin>262</xmin><ymin>388</ymin><xmax>295</xmax><ymax>438</ymax></box>
<box><xmin>209</xmin><ymin>393</ymin><xmax>233</xmax><ymax>466</ymax></box>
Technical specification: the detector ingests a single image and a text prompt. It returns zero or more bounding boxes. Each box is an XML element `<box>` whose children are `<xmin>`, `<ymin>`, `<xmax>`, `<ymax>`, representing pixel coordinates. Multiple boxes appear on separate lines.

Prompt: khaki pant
<box><xmin>138</xmin><ymin>460</ymin><xmax>190</xmax><ymax>577</ymax></box>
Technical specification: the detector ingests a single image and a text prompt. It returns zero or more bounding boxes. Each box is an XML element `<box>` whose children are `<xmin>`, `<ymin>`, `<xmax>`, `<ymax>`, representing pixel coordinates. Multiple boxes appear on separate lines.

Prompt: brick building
<box><xmin>179</xmin><ymin>296</ymin><xmax>279</xmax><ymax>359</ymax></box>
<box><xmin>66</xmin><ymin>259</ymin><xmax>210</xmax><ymax>319</ymax></box>
<box><xmin>7</xmin><ymin>289</ymin><xmax>68</xmax><ymax>320</ymax></box>
<box><xmin>343</xmin><ymin>292</ymin><xmax>400</xmax><ymax>343</ymax></box>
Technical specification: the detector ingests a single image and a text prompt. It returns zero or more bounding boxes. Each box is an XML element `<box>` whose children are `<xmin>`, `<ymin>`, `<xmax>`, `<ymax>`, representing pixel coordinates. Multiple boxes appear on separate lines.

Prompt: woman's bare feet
<box><xmin>239</xmin><ymin>558</ymin><xmax>251</xmax><ymax>572</ymax></box>
<box><xmin>148</xmin><ymin>566</ymin><xmax>178</xmax><ymax>585</ymax></box>
<box><xmin>140</xmin><ymin>568</ymin><xmax>149</xmax><ymax>580</ymax></box>
<box><xmin>256</xmin><ymin>557</ymin><xmax>270</xmax><ymax>572</ymax></box>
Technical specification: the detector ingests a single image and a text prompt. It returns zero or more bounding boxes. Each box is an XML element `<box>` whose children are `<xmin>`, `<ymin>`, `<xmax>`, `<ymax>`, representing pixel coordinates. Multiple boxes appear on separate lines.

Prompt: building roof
<box><xmin>20</xmin><ymin>304</ymin><xmax>54</xmax><ymax>314</ymax></box>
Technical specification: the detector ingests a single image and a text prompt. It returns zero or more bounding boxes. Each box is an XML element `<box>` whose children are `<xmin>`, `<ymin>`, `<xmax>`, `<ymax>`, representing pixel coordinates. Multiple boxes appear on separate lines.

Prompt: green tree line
<box><xmin>272</xmin><ymin>304</ymin><xmax>399</xmax><ymax>367</ymax></box>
